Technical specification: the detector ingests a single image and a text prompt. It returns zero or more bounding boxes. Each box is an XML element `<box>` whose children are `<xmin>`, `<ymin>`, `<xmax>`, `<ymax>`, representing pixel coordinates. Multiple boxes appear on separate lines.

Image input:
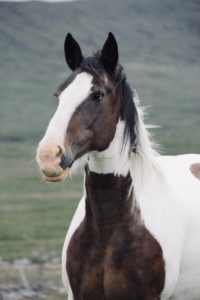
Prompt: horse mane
<box><xmin>130</xmin><ymin>94</ymin><xmax>161</xmax><ymax>189</ymax></box>
<box><xmin>112</xmin><ymin>62</ymin><xmax>161</xmax><ymax>186</ymax></box>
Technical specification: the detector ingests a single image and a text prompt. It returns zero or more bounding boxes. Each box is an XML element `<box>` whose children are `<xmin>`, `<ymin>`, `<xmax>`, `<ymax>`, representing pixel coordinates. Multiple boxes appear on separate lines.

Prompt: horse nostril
<box><xmin>60</xmin><ymin>154</ymin><xmax>74</xmax><ymax>170</ymax></box>
<box><xmin>56</xmin><ymin>146</ymin><xmax>64</xmax><ymax>158</ymax></box>
<box><xmin>36</xmin><ymin>143</ymin><xmax>64</xmax><ymax>165</ymax></box>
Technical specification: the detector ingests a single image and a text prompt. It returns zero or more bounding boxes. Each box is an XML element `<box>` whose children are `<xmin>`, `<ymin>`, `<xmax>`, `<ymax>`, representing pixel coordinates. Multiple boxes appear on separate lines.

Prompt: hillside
<box><xmin>0</xmin><ymin>0</ymin><xmax>200</xmax><ymax>154</ymax></box>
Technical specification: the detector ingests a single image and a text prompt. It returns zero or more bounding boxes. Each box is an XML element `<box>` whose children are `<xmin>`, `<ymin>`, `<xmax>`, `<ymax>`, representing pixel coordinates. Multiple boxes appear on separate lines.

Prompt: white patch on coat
<box><xmin>135</xmin><ymin>154</ymin><xmax>200</xmax><ymax>300</ymax></box>
<box><xmin>87</xmin><ymin>120</ymin><xmax>131</xmax><ymax>176</ymax></box>
<box><xmin>62</xmin><ymin>196</ymin><xmax>85</xmax><ymax>297</ymax></box>
<box><xmin>39</xmin><ymin>72</ymin><xmax>93</xmax><ymax>149</ymax></box>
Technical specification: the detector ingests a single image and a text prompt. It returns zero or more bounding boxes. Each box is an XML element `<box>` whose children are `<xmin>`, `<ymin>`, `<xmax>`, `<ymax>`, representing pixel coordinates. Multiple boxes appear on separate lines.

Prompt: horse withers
<box><xmin>36</xmin><ymin>33</ymin><xmax>200</xmax><ymax>300</ymax></box>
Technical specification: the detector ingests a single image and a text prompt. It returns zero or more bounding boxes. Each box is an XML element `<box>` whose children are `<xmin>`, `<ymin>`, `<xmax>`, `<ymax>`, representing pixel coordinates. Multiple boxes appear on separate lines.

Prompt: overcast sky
<box><xmin>0</xmin><ymin>0</ymin><xmax>77</xmax><ymax>2</ymax></box>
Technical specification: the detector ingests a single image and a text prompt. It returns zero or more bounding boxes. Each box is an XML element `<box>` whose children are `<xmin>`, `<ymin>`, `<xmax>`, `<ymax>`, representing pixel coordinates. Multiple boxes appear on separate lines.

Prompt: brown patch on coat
<box><xmin>66</xmin><ymin>168</ymin><xmax>165</xmax><ymax>300</ymax></box>
<box><xmin>190</xmin><ymin>163</ymin><xmax>200</xmax><ymax>181</ymax></box>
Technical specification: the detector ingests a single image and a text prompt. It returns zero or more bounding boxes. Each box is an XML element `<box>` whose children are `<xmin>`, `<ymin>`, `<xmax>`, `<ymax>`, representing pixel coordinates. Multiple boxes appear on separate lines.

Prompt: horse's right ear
<box><xmin>64</xmin><ymin>33</ymin><xmax>83</xmax><ymax>71</ymax></box>
<box><xmin>100</xmin><ymin>32</ymin><xmax>118</xmax><ymax>73</ymax></box>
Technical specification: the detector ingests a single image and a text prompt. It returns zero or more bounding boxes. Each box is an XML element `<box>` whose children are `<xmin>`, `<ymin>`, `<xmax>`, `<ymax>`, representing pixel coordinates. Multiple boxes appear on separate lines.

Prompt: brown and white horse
<box><xmin>36</xmin><ymin>33</ymin><xmax>200</xmax><ymax>300</ymax></box>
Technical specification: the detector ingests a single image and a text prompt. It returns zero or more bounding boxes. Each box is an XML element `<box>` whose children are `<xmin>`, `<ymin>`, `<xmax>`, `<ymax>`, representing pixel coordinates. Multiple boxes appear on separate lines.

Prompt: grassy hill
<box><xmin>0</xmin><ymin>0</ymin><xmax>200</xmax><ymax>265</ymax></box>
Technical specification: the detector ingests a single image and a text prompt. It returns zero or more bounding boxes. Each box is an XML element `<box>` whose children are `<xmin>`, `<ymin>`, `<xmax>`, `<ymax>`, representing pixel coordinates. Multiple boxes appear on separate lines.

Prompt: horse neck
<box><xmin>83</xmin><ymin>110</ymin><xmax>161</xmax><ymax>236</ymax></box>
<box><xmin>84</xmin><ymin>165</ymin><xmax>133</xmax><ymax>237</ymax></box>
<box><xmin>84</xmin><ymin>120</ymin><xmax>135</xmax><ymax>236</ymax></box>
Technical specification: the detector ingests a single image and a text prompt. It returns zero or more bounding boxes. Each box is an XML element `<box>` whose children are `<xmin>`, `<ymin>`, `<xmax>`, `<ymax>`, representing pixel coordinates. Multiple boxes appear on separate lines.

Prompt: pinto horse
<box><xmin>36</xmin><ymin>33</ymin><xmax>200</xmax><ymax>300</ymax></box>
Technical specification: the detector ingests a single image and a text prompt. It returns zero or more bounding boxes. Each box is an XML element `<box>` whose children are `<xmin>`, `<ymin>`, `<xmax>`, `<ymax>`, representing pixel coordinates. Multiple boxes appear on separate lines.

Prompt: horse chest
<box><xmin>66</xmin><ymin>221</ymin><xmax>165</xmax><ymax>300</ymax></box>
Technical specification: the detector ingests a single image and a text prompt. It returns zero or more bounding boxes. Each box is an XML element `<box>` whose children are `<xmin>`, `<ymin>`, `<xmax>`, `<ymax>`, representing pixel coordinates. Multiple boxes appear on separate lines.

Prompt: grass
<box><xmin>126</xmin><ymin>62</ymin><xmax>200</xmax><ymax>155</ymax></box>
<box><xmin>0</xmin><ymin>141</ymin><xmax>82</xmax><ymax>261</ymax></box>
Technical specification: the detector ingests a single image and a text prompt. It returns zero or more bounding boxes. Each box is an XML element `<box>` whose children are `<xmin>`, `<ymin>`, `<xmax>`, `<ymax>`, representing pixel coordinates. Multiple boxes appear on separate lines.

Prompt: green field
<box><xmin>0</xmin><ymin>141</ymin><xmax>82</xmax><ymax>261</ymax></box>
<box><xmin>0</xmin><ymin>0</ymin><xmax>200</xmax><ymax>264</ymax></box>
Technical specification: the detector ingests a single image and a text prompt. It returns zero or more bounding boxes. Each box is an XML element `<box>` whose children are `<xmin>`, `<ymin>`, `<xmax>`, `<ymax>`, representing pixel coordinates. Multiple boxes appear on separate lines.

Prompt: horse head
<box><xmin>36</xmin><ymin>33</ymin><xmax>137</xmax><ymax>181</ymax></box>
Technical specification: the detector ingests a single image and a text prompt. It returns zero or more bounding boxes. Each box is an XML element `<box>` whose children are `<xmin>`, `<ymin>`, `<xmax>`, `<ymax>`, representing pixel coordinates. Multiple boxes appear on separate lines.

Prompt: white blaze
<box><xmin>39</xmin><ymin>72</ymin><xmax>93</xmax><ymax>148</ymax></box>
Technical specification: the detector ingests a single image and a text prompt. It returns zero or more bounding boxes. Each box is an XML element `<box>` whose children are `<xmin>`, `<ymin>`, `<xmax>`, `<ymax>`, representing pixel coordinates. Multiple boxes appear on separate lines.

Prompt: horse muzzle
<box><xmin>36</xmin><ymin>142</ymin><xmax>74</xmax><ymax>182</ymax></box>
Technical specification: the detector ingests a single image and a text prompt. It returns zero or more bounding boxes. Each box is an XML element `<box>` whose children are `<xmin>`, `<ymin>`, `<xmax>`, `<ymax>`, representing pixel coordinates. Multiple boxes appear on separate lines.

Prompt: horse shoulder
<box><xmin>142</xmin><ymin>154</ymin><xmax>200</xmax><ymax>299</ymax></box>
<box><xmin>137</xmin><ymin>174</ymin><xmax>183</xmax><ymax>299</ymax></box>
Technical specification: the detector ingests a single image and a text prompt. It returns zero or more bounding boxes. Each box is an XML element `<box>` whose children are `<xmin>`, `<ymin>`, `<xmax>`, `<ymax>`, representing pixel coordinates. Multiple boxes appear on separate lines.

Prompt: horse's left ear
<box><xmin>100</xmin><ymin>32</ymin><xmax>118</xmax><ymax>73</ymax></box>
<box><xmin>64</xmin><ymin>33</ymin><xmax>83</xmax><ymax>71</ymax></box>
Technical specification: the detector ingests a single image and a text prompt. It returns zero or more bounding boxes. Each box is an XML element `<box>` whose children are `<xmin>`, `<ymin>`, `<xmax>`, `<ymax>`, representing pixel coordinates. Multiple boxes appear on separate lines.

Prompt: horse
<box><xmin>36</xmin><ymin>32</ymin><xmax>200</xmax><ymax>300</ymax></box>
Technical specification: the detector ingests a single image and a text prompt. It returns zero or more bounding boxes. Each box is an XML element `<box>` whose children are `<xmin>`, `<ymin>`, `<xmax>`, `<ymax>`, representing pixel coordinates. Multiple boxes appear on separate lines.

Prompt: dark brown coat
<box><xmin>66</xmin><ymin>168</ymin><xmax>165</xmax><ymax>300</ymax></box>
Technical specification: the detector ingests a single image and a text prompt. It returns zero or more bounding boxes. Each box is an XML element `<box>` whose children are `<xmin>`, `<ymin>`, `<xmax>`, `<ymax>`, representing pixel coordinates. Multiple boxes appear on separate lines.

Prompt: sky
<box><xmin>0</xmin><ymin>0</ymin><xmax>77</xmax><ymax>2</ymax></box>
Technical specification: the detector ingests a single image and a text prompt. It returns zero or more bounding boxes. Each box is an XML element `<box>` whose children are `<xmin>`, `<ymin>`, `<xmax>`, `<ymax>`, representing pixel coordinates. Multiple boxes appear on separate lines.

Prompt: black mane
<box><xmin>115</xmin><ymin>66</ymin><xmax>138</xmax><ymax>148</ymax></box>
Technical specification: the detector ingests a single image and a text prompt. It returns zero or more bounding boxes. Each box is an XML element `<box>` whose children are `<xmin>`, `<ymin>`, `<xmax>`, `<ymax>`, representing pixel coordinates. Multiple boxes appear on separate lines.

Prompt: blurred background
<box><xmin>0</xmin><ymin>0</ymin><xmax>200</xmax><ymax>299</ymax></box>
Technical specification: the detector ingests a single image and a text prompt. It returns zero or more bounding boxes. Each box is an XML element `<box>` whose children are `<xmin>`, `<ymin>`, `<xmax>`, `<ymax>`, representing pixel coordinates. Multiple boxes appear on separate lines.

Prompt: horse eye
<box><xmin>92</xmin><ymin>91</ymin><xmax>105</xmax><ymax>102</ymax></box>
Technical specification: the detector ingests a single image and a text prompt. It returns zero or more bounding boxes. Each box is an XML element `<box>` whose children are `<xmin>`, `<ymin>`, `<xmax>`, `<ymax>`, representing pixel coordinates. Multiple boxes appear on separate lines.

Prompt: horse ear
<box><xmin>64</xmin><ymin>33</ymin><xmax>83</xmax><ymax>71</ymax></box>
<box><xmin>100</xmin><ymin>32</ymin><xmax>118</xmax><ymax>73</ymax></box>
